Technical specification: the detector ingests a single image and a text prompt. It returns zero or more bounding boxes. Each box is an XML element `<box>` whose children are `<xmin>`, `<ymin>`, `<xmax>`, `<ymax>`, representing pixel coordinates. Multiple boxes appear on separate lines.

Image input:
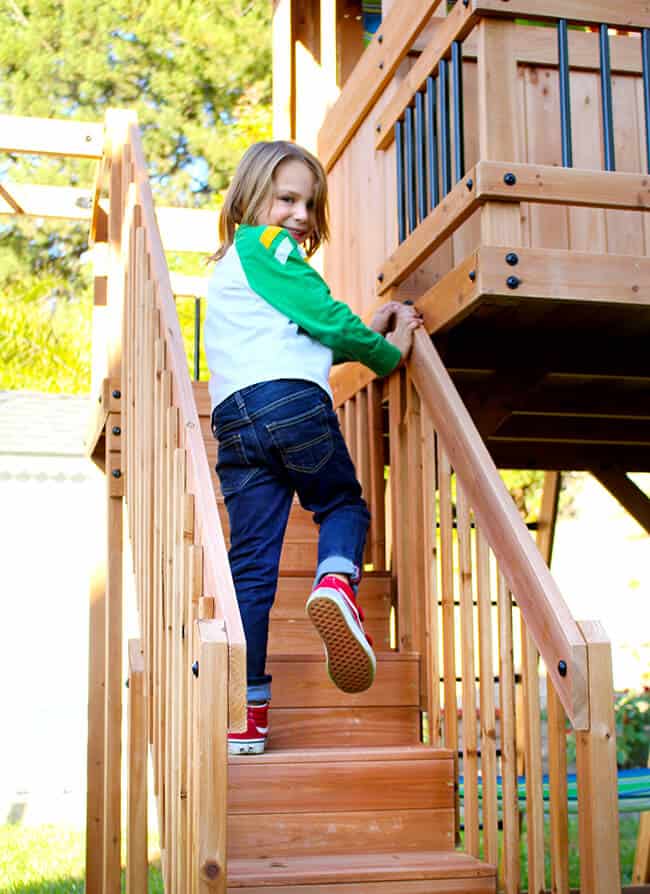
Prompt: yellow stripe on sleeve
<box><xmin>259</xmin><ymin>226</ymin><xmax>283</xmax><ymax>249</ymax></box>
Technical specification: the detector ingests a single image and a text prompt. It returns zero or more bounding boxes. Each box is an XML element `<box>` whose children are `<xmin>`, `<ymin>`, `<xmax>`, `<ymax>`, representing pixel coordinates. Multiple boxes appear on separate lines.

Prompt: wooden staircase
<box><xmin>199</xmin><ymin>384</ymin><xmax>497</xmax><ymax>892</ymax></box>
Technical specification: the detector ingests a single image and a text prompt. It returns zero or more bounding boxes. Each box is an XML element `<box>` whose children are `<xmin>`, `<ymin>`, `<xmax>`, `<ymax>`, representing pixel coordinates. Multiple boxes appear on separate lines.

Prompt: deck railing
<box><xmin>86</xmin><ymin>109</ymin><xmax>244</xmax><ymax>891</ymax></box>
<box><xmin>332</xmin><ymin>332</ymin><xmax>620</xmax><ymax>893</ymax></box>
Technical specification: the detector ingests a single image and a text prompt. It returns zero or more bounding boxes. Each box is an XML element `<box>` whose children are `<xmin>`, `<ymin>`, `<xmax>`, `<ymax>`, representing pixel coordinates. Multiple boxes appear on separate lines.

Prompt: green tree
<box><xmin>0</xmin><ymin>0</ymin><xmax>272</xmax><ymax>393</ymax></box>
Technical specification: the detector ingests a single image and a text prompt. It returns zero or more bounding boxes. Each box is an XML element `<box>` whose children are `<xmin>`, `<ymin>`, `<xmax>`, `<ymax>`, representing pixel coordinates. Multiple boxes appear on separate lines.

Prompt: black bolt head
<box><xmin>112</xmin><ymin>389</ymin><xmax>121</xmax><ymax>399</ymax></box>
<box><xmin>112</xmin><ymin>426</ymin><xmax>121</xmax><ymax>436</ymax></box>
<box><xmin>466</xmin><ymin>178</ymin><xmax>473</xmax><ymax>190</ymax></box>
<box><xmin>376</xmin><ymin>124</ymin><xmax>381</xmax><ymax>132</ymax></box>
<box><xmin>505</xmin><ymin>252</ymin><xmax>519</xmax><ymax>266</ymax></box>
<box><xmin>378</xmin><ymin>34</ymin><xmax>383</xmax><ymax>43</ymax></box>
<box><xmin>192</xmin><ymin>661</ymin><xmax>199</xmax><ymax>678</ymax></box>
<box><xmin>503</xmin><ymin>172</ymin><xmax>517</xmax><ymax>186</ymax></box>
<box><xmin>112</xmin><ymin>469</ymin><xmax>121</xmax><ymax>479</ymax></box>
<box><xmin>506</xmin><ymin>275</ymin><xmax>520</xmax><ymax>290</ymax></box>
<box><xmin>469</xmin><ymin>270</ymin><xmax>476</xmax><ymax>282</ymax></box>
<box><xmin>379</xmin><ymin>62</ymin><xmax>384</xmax><ymax>70</ymax></box>
<box><xmin>463</xmin><ymin>0</ymin><xmax>469</xmax><ymax>6</ymax></box>
<box><xmin>558</xmin><ymin>660</ymin><xmax>568</xmax><ymax>677</ymax></box>
<box><xmin>404</xmin><ymin>299</ymin><xmax>414</xmax><ymax>306</ymax></box>
<box><xmin>378</xmin><ymin>273</ymin><xmax>384</xmax><ymax>282</ymax></box>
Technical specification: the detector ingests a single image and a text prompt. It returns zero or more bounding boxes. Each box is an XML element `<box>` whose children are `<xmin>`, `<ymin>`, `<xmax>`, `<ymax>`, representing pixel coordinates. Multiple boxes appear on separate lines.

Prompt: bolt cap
<box><xmin>192</xmin><ymin>661</ymin><xmax>199</xmax><ymax>678</ymax></box>
<box><xmin>112</xmin><ymin>469</ymin><xmax>121</xmax><ymax>478</ymax></box>
<box><xmin>558</xmin><ymin>660</ymin><xmax>568</xmax><ymax>677</ymax></box>
<box><xmin>469</xmin><ymin>270</ymin><xmax>476</xmax><ymax>282</ymax></box>
<box><xmin>504</xmin><ymin>172</ymin><xmax>517</xmax><ymax>186</ymax></box>
<box><xmin>505</xmin><ymin>252</ymin><xmax>519</xmax><ymax>266</ymax></box>
<box><xmin>506</xmin><ymin>275</ymin><xmax>520</xmax><ymax>290</ymax></box>
<box><xmin>112</xmin><ymin>389</ymin><xmax>121</xmax><ymax>399</ymax></box>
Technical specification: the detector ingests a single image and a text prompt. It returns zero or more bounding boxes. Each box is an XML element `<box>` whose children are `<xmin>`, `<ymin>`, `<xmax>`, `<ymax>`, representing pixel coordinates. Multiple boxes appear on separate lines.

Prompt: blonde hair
<box><xmin>210</xmin><ymin>141</ymin><xmax>329</xmax><ymax>262</ymax></box>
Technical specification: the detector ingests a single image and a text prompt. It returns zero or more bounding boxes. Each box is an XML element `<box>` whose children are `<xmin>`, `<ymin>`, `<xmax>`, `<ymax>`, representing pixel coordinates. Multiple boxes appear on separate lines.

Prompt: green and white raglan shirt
<box><xmin>204</xmin><ymin>223</ymin><xmax>402</xmax><ymax>409</ymax></box>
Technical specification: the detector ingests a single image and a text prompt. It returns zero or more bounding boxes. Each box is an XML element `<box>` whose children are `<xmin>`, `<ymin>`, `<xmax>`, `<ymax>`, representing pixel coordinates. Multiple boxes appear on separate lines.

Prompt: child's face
<box><xmin>257</xmin><ymin>158</ymin><xmax>316</xmax><ymax>245</ymax></box>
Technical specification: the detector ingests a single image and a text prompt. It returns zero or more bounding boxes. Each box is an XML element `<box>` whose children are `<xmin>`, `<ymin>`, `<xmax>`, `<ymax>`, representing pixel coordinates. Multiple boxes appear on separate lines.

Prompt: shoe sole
<box><xmin>306</xmin><ymin>590</ymin><xmax>376</xmax><ymax>693</ymax></box>
<box><xmin>228</xmin><ymin>739</ymin><xmax>265</xmax><ymax>756</ymax></box>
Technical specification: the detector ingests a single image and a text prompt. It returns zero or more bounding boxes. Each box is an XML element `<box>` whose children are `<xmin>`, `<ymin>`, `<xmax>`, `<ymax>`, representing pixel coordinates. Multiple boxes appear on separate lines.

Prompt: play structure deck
<box><xmin>2</xmin><ymin>1</ymin><xmax>650</xmax><ymax>891</ymax></box>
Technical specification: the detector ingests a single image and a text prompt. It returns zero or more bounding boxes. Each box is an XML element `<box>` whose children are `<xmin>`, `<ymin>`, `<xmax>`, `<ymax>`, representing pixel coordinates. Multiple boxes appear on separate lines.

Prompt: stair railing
<box><xmin>90</xmin><ymin>109</ymin><xmax>245</xmax><ymax>890</ymax></box>
<box><xmin>332</xmin><ymin>330</ymin><xmax>620</xmax><ymax>893</ymax></box>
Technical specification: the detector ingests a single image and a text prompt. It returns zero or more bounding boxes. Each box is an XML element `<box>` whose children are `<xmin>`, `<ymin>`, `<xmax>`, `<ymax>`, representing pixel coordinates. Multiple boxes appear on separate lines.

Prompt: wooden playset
<box><xmin>2</xmin><ymin>1</ymin><xmax>650</xmax><ymax>891</ymax></box>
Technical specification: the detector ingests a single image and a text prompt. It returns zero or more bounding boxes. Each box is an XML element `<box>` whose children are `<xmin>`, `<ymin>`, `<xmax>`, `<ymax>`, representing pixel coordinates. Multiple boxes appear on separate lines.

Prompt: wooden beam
<box><xmin>494</xmin><ymin>415</ymin><xmax>650</xmax><ymax>446</ymax></box>
<box><xmin>375</xmin><ymin>3</ymin><xmax>479</xmax><ymax>151</ymax></box>
<box><xmin>155</xmin><ymin>206</ymin><xmax>218</xmax><ymax>254</ymax></box>
<box><xmin>0</xmin><ymin>182</ymin><xmax>23</xmax><ymax>213</ymax></box>
<box><xmin>409</xmin><ymin>329</ymin><xmax>588</xmax><ymax>729</ymax></box>
<box><xmin>272</xmin><ymin>0</ymin><xmax>294</xmax><ymax>139</ymax></box>
<box><xmin>487</xmin><ymin>441</ymin><xmax>650</xmax><ymax>472</ymax></box>
<box><xmin>536</xmin><ymin>471</ymin><xmax>561</xmax><ymax>566</ymax></box>
<box><xmin>0</xmin><ymin>114</ymin><xmax>104</xmax><ymax>158</ymax></box>
<box><xmin>472</xmin><ymin>0</ymin><xmax>650</xmax><ymax>30</ymax></box>
<box><xmin>318</xmin><ymin>0</ymin><xmax>445</xmax><ymax>171</ymax></box>
<box><xmin>0</xmin><ymin>183</ymin><xmax>93</xmax><ymax>219</ymax></box>
<box><xmin>126</xmin><ymin>640</ymin><xmax>148</xmax><ymax>893</ymax></box>
<box><xmin>592</xmin><ymin>469</ymin><xmax>650</xmax><ymax>534</ymax></box>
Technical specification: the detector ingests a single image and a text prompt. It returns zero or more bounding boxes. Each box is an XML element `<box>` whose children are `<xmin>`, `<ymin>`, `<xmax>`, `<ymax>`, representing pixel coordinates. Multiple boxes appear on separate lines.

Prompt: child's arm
<box><xmin>237</xmin><ymin>226</ymin><xmax>404</xmax><ymax>377</ymax></box>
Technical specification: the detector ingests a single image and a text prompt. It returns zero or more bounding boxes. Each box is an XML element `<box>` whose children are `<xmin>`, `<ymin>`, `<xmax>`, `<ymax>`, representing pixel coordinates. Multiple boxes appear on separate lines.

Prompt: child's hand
<box><xmin>385</xmin><ymin>310</ymin><xmax>421</xmax><ymax>364</ymax></box>
<box><xmin>370</xmin><ymin>300</ymin><xmax>421</xmax><ymax>335</ymax></box>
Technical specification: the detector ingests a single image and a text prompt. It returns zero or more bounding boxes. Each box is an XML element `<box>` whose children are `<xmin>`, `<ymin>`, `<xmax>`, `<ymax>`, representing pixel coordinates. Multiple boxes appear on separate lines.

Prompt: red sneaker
<box><xmin>228</xmin><ymin>702</ymin><xmax>269</xmax><ymax>755</ymax></box>
<box><xmin>306</xmin><ymin>574</ymin><xmax>376</xmax><ymax>693</ymax></box>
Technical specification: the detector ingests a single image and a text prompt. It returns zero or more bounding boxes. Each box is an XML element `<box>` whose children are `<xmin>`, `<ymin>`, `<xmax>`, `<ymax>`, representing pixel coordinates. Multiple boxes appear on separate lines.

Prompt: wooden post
<box><xmin>576</xmin><ymin>620</ymin><xmax>621</xmax><ymax>894</ymax></box>
<box><xmin>633</xmin><ymin>758</ymin><xmax>650</xmax><ymax>883</ymax></box>
<box><xmin>547</xmin><ymin>678</ymin><xmax>570</xmax><ymax>894</ymax></box>
<box><xmin>127</xmin><ymin>640</ymin><xmax>148</xmax><ymax>893</ymax></box>
<box><xmin>86</xmin><ymin>474</ymin><xmax>107</xmax><ymax>893</ymax></box>
<box><xmin>272</xmin><ymin>0</ymin><xmax>294</xmax><ymax>140</ymax></box>
<box><xmin>103</xmin><ymin>427</ymin><xmax>124</xmax><ymax>894</ymax></box>
<box><xmin>195</xmin><ymin>620</ymin><xmax>228</xmax><ymax>893</ymax></box>
<box><xmin>537</xmin><ymin>471</ymin><xmax>561</xmax><ymax>565</ymax></box>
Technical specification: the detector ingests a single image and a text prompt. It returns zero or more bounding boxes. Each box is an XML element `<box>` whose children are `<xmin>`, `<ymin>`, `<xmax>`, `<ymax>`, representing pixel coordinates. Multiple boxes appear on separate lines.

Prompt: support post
<box><xmin>126</xmin><ymin>640</ymin><xmax>148</xmax><ymax>893</ymax></box>
<box><xmin>537</xmin><ymin>471</ymin><xmax>561</xmax><ymax>565</ymax></box>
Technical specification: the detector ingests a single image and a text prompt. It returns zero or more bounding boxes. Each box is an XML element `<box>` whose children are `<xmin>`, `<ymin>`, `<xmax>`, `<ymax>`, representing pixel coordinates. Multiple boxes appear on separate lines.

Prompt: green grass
<box><xmin>0</xmin><ymin>825</ymin><xmax>163</xmax><ymax>893</ymax></box>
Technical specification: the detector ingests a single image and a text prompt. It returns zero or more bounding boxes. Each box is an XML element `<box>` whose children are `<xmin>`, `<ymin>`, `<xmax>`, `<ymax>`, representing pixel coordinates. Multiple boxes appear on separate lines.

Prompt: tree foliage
<box><xmin>0</xmin><ymin>0</ymin><xmax>272</xmax><ymax>393</ymax></box>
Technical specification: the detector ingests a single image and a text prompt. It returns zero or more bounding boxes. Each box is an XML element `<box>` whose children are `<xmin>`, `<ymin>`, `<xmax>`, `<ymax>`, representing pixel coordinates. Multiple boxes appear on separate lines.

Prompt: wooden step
<box><xmin>227</xmin><ymin>851</ymin><xmax>496</xmax><ymax>892</ymax></box>
<box><xmin>228</xmin><ymin>746</ymin><xmax>456</xmax><ymax>862</ymax></box>
<box><xmin>267</xmin><ymin>705</ymin><xmax>420</xmax><ymax>749</ymax></box>
<box><xmin>269</xmin><ymin>572</ymin><xmax>393</xmax><ymax>654</ymax></box>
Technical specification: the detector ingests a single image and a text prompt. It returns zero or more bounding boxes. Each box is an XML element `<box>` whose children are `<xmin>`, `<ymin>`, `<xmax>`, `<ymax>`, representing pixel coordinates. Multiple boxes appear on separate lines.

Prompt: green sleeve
<box><xmin>235</xmin><ymin>225</ymin><xmax>402</xmax><ymax>378</ymax></box>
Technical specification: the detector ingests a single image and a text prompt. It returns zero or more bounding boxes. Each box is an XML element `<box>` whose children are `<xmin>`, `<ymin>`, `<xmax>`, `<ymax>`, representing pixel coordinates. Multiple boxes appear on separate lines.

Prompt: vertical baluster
<box><xmin>439</xmin><ymin>59</ymin><xmax>452</xmax><ymax>197</ymax></box>
<box><xmin>426</xmin><ymin>75</ymin><xmax>440</xmax><ymax>210</ymax></box>
<box><xmin>345</xmin><ymin>397</ymin><xmax>357</xmax><ymax>464</ymax></box>
<box><xmin>438</xmin><ymin>446</ymin><xmax>457</xmax><ymax>750</ymax></box>
<box><xmin>355</xmin><ymin>389</ymin><xmax>371</xmax><ymax>564</ymax></box>
<box><xmin>497</xmin><ymin>571</ymin><xmax>520</xmax><ymax>894</ymax></box>
<box><xmin>367</xmin><ymin>380</ymin><xmax>386</xmax><ymax>570</ymax></box>
<box><xmin>547</xmin><ymin>676</ymin><xmax>570</xmax><ymax>894</ymax></box>
<box><xmin>557</xmin><ymin>19</ymin><xmax>574</xmax><ymax>167</ymax></box>
<box><xmin>599</xmin><ymin>23</ymin><xmax>616</xmax><ymax>171</ymax></box>
<box><xmin>521</xmin><ymin>623</ymin><xmax>545</xmax><ymax>893</ymax></box>
<box><xmin>405</xmin><ymin>105</ymin><xmax>417</xmax><ymax>234</ymax></box>
<box><xmin>194</xmin><ymin>296</ymin><xmax>201</xmax><ymax>381</ymax></box>
<box><xmin>642</xmin><ymin>30</ymin><xmax>650</xmax><ymax>174</ymax></box>
<box><xmin>395</xmin><ymin>120</ymin><xmax>407</xmax><ymax>243</ymax></box>
<box><xmin>422</xmin><ymin>414</ymin><xmax>440</xmax><ymax>745</ymax></box>
<box><xmin>476</xmin><ymin>527</ymin><xmax>498</xmax><ymax>866</ymax></box>
<box><xmin>415</xmin><ymin>91</ymin><xmax>428</xmax><ymax>222</ymax></box>
<box><xmin>456</xmin><ymin>483</ymin><xmax>479</xmax><ymax>856</ymax></box>
<box><xmin>451</xmin><ymin>41</ymin><xmax>465</xmax><ymax>182</ymax></box>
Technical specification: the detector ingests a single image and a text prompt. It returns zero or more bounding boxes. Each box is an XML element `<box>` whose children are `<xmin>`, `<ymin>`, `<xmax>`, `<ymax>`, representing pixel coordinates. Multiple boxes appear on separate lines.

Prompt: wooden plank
<box><xmin>475</xmin><ymin>526</ymin><xmax>498</xmax><ymax>867</ymax></box>
<box><xmin>171</xmin><ymin>447</ymin><xmax>187</xmax><ymax>892</ymax></box>
<box><xmin>633</xmin><ymin>797</ymin><xmax>650</xmax><ymax>883</ymax></box>
<box><xmin>406</xmin><ymin>380</ymin><xmax>426</xmax><ymax>673</ymax></box>
<box><xmin>368</xmin><ymin>380</ymin><xmax>387</xmax><ymax>569</ymax></box>
<box><xmin>228</xmin><ymin>756</ymin><xmax>454</xmax><ymax>814</ymax></box>
<box><xmin>575</xmin><ymin>620</ymin><xmax>621</xmax><ymax>894</ymax></box>
<box><xmin>103</xmin><ymin>435</ymin><xmax>124</xmax><ymax>894</ymax></box>
<box><xmin>318</xmin><ymin>0</ymin><xmax>445</xmax><ymax>170</ymax></box>
<box><xmin>592</xmin><ymin>469</ymin><xmax>650</xmax><ymax>533</ymax></box>
<box><xmin>536</xmin><ymin>471</ymin><xmax>561</xmax><ymax>564</ymax></box>
<box><xmin>0</xmin><ymin>113</ymin><xmax>104</xmax><ymax>157</ymax></box>
<box><xmin>85</xmin><ymin>479</ymin><xmax>106</xmax><ymax>893</ymax></box>
<box><xmin>272</xmin><ymin>0</ymin><xmax>294</xmax><ymax>139</ymax></box>
<box><xmin>421</xmin><ymin>408</ymin><xmax>441</xmax><ymax>742</ymax></box>
<box><xmin>375</xmin><ymin>2</ymin><xmax>479</xmax><ymax>150</ymax></box>
<box><xmin>520</xmin><ymin>624</ymin><xmax>545</xmax><ymax>894</ymax></box>
<box><xmin>456</xmin><ymin>483</ymin><xmax>479</xmax><ymax>858</ymax></box>
<box><xmin>497</xmin><ymin>571</ymin><xmax>519</xmax><ymax>894</ymax></box>
<box><xmin>388</xmin><ymin>371</ymin><xmax>412</xmax><ymax>649</ymax></box>
<box><xmin>268</xmin><ymin>616</ymin><xmax>390</xmax><ymax>653</ymax></box>
<box><xmin>267</xmin><ymin>653</ymin><xmax>420</xmax><ymax>708</ymax></box>
<box><xmin>473</xmin><ymin>0</ymin><xmax>650</xmax><ymax>29</ymax></box>
<box><xmin>228</xmin><ymin>807</ymin><xmax>454</xmax><ymax>858</ymax></box>
<box><xmin>266</xmin><ymin>706</ymin><xmax>421</xmax><ymax>749</ymax></box>
<box><xmin>409</xmin><ymin>329</ymin><xmax>589</xmax><ymax>727</ymax></box>
<box><xmin>229</xmin><ymin>881</ymin><xmax>495</xmax><ymax>894</ymax></box>
<box><xmin>196</xmin><ymin>619</ymin><xmax>228</xmax><ymax>893</ymax></box>
<box><xmin>126</xmin><ymin>640</ymin><xmax>148</xmax><ymax>894</ymax></box>
<box><xmin>547</xmin><ymin>676</ymin><xmax>570</xmax><ymax>894</ymax></box>
<box><xmin>438</xmin><ymin>445</ymin><xmax>458</xmax><ymax>751</ymax></box>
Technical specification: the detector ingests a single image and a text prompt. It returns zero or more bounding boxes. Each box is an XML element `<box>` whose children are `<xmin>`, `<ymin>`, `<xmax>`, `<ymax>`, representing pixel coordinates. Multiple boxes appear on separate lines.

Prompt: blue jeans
<box><xmin>211</xmin><ymin>379</ymin><xmax>370</xmax><ymax>703</ymax></box>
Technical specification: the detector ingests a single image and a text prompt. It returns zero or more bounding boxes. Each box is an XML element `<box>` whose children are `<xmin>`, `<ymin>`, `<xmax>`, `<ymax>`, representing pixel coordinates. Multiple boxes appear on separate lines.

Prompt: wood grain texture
<box><xmin>266</xmin><ymin>706</ymin><xmax>421</xmax><ymax>749</ymax></box>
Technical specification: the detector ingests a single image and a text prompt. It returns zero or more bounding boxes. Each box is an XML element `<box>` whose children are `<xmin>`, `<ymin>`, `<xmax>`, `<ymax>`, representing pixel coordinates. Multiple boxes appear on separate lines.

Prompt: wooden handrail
<box><xmin>126</xmin><ymin>123</ymin><xmax>246</xmax><ymax>731</ymax></box>
<box><xmin>408</xmin><ymin>328</ymin><xmax>588</xmax><ymax>728</ymax></box>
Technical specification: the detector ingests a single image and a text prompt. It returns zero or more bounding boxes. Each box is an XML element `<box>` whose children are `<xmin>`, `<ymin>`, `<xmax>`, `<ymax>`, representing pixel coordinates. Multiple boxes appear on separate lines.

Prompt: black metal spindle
<box><xmin>599</xmin><ymin>23</ymin><xmax>616</xmax><ymax>171</ymax></box>
<box><xmin>439</xmin><ymin>58</ymin><xmax>452</xmax><ymax>196</ymax></box>
<box><xmin>451</xmin><ymin>41</ymin><xmax>465</xmax><ymax>181</ymax></box>
<box><xmin>194</xmin><ymin>297</ymin><xmax>201</xmax><ymax>381</ymax></box>
<box><xmin>395</xmin><ymin>119</ymin><xmax>407</xmax><ymax>243</ymax></box>
<box><xmin>557</xmin><ymin>19</ymin><xmax>573</xmax><ymax>167</ymax></box>
<box><xmin>405</xmin><ymin>105</ymin><xmax>417</xmax><ymax>233</ymax></box>
<box><xmin>642</xmin><ymin>29</ymin><xmax>650</xmax><ymax>173</ymax></box>
<box><xmin>426</xmin><ymin>75</ymin><xmax>440</xmax><ymax>209</ymax></box>
<box><xmin>415</xmin><ymin>90</ymin><xmax>428</xmax><ymax>222</ymax></box>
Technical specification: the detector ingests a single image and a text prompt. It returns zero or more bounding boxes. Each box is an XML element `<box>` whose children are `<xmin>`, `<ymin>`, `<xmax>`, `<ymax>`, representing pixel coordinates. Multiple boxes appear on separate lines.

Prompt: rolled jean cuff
<box><xmin>314</xmin><ymin>556</ymin><xmax>361</xmax><ymax>592</ymax></box>
<box><xmin>247</xmin><ymin>680</ymin><xmax>272</xmax><ymax>703</ymax></box>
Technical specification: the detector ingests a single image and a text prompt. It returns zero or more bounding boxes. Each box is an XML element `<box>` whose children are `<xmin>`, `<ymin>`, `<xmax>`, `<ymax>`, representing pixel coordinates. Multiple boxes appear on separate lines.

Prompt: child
<box><xmin>204</xmin><ymin>140</ymin><xmax>421</xmax><ymax>755</ymax></box>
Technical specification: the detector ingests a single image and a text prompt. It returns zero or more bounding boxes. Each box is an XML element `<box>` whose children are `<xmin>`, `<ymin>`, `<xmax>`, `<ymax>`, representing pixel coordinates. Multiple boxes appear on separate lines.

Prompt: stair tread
<box><xmin>228</xmin><ymin>851</ymin><xmax>496</xmax><ymax>885</ymax></box>
<box><xmin>229</xmin><ymin>744</ymin><xmax>453</xmax><ymax>764</ymax></box>
<box><xmin>267</xmin><ymin>651</ymin><xmax>417</xmax><ymax>662</ymax></box>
